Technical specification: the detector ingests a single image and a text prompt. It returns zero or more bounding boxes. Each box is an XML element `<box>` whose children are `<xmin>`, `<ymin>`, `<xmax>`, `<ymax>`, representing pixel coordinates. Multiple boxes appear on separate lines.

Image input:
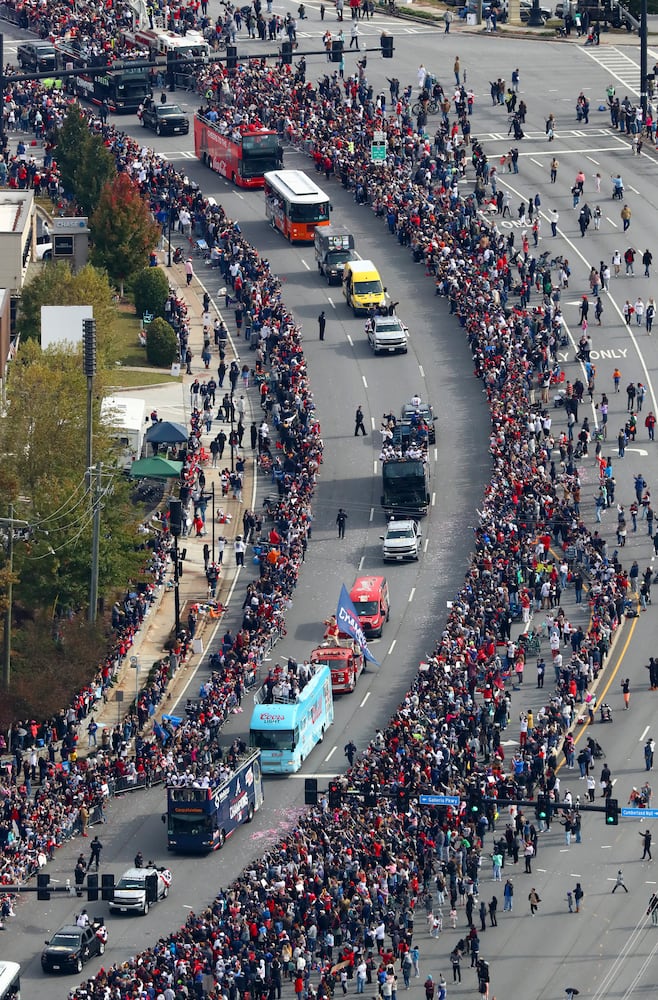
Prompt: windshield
<box><xmin>169</xmin><ymin>814</ymin><xmax>213</xmax><ymax>836</ymax></box>
<box><xmin>50</xmin><ymin>932</ymin><xmax>80</xmax><ymax>946</ymax></box>
<box><xmin>387</xmin><ymin>527</ymin><xmax>413</xmax><ymax>539</ymax></box>
<box><xmin>326</xmin><ymin>250</ymin><xmax>353</xmax><ymax>264</ymax></box>
<box><xmin>354</xmin><ymin>279</ymin><xmax>383</xmax><ymax>295</ymax></box>
<box><xmin>242</xmin><ymin>139</ymin><xmax>280</xmax><ymax>178</ymax></box>
<box><xmin>355</xmin><ymin>600</ymin><xmax>379</xmax><ymax>616</ymax></box>
<box><xmin>250</xmin><ymin>728</ymin><xmax>296</xmax><ymax>751</ymax></box>
<box><xmin>289</xmin><ymin>202</ymin><xmax>330</xmax><ymax>223</ymax></box>
<box><xmin>115</xmin><ymin>877</ymin><xmax>146</xmax><ymax>890</ymax></box>
<box><xmin>383</xmin><ymin>461</ymin><xmax>425</xmax><ymax>480</ymax></box>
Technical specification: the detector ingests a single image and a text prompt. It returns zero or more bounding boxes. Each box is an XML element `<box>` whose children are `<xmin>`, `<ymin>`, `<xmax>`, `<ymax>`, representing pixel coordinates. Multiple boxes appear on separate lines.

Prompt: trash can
<box><xmin>466</xmin><ymin>12</ymin><xmax>477</xmax><ymax>25</ymax></box>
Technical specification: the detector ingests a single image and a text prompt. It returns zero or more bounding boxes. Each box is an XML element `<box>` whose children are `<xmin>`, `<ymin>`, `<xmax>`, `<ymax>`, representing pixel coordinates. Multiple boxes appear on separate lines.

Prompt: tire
<box><xmin>98</xmin><ymin>943</ymin><xmax>105</xmax><ymax>956</ymax></box>
<box><xmin>156</xmin><ymin>124</ymin><xmax>162</xmax><ymax>136</ymax></box>
<box><xmin>217</xmin><ymin>829</ymin><xmax>226</xmax><ymax>849</ymax></box>
<box><xmin>141</xmin><ymin>117</ymin><xmax>145</xmax><ymax>127</ymax></box>
<box><xmin>246</xmin><ymin>803</ymin><xmax>255</xmax><ymax>823</ymax></box>
<box><xmin>76</xmin><ymin>959</ymin><xmax>83</xmax><ymax>973</ymax></box>
<box><xmin>319</xmin><ymin>726</ymin><xmax>325</xmax><ymax>743</ymax></box>
<box><xmin>142</xmin><ymin>900</ymin><xmax>150</xmax><ymax>916</ymax></box>
<box><xmin>163</xmin><ymin>885</ymin><xmax>169</xmax><ymax>898</ymax></box>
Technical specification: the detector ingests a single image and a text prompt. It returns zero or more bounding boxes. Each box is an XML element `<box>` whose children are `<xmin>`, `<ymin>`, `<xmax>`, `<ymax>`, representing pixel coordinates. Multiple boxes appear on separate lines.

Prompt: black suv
<box><xmin>41</xmin><ymin>921</ymin><xmax>106</xmax><ymax>974</ymax></box>
<box><xmin>17</xmin><ymin>40</ymin><xmax>56</xmax><ymax>72</ymax></box>
<box><xmin>140</xmin><ymin>99</ymin><xmax>189</xmax><ymax>136</ymax></box>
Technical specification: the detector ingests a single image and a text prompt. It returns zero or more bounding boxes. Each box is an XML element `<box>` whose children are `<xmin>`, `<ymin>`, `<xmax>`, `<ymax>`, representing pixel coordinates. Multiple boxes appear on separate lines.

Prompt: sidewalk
<box><xmin>81</xmin><ymin>250</ymin><xmax>263</xmax><ymax>750</ymax></box>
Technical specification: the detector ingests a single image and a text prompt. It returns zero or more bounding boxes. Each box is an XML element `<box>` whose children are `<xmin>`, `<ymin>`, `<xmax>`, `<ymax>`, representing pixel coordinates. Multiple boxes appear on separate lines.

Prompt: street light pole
<box><xmin>130</xmin><ymin>655</ymin><xmax>139</xmax><ymax>711</ymax></box>
<box><xmin>640</xmin><ymin>0</ymin><xmax>648</xmax><ymax>119</ymax></box>
<box><xmin>167</xmin><ymin>180</ymin><xmax>174</xmax><ymax>267</ymax></box>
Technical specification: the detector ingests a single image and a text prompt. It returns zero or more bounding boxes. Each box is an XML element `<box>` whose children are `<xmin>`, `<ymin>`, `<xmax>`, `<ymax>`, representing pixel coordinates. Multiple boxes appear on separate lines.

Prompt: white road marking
<box><xmin>359</xmin><ymin>691</ymin><xmax>371</xmax><ymax>708</ymax></box>
<box><xmin>358</xmin><ymin>556</ymin><xmax>365</xmax><ymax>571</ymax></box>
<box><xmin>628</xmin><ymin>185</ymin><xmax>639</xmax><ymax>194</ymax></box>
<box><xmin>347</xmin><ymin>334</ymin><xmax>353</xmax><ymax>346</ymax></box>
<box><xmin>388</xmin><ymin>640</ymin><xmax>397</xmax><ymax>656</ymax></box>
<box><xmin>236</xmin><ymin>192</ymin><xmax>244</xmax><ymax>200</ymax></box>
<box><xmin>640</xmin><ymin>725</ymin><xmax>650</xmax><ymax>741</ymax></box>
<box><xmin>531</xmin><ymin>158</ymin><xmax>543</xmax><ymax>168</ymax></box>
<box><xmin>434</xmin><ymin>447</ymin><xmax>438</xmax><ymax>462</ymax></box>
<box><xmin>424</xmin><ymin>538</ymin><xmax>429</xmax><ymax>552</ymax></box>
<box><xmin>419</xmin><ymin>364</ymin><xmax>425</xmax><ymax>377</ymax></box>
<box><xmin>606</xmin><ymin>218</ymin><xmax>619</xmax><ymax>227</ymax></box>
<box><xmin>373</xmin><ymin>460</ymin><xmax>378</xmax><ymax>476</ymax></box>
<box><xmin>408</xmin><ymin>587</ymin><xmax>416</xmax><ymax>603</ymax></box>
<box><xmin>601</xmin><ymin>845</ymin><xmax>612</xmax><ymax>849</ymax></box>
<box><xmin>328</xmin><ymin>297</ymin><xmax>335</xmax><ymax>309</ymax></box>
<box><xmin>301</xmin><ymin>259</ymin><xmax>310</xmax><ymax>270</ymax></box>
<box><xmin>431</xmin><ymin>492</ymin><xmax>437</xmax><ymax>506</ymax></box>
<box><xmin>570</xmin><ymin>873</ymin><xmax>582</xmax><ymax>878</ymax></box>
<box><xmin>371</xmin><ymin>416</ymin><xmax>376</xmax><ymax>430</ymax></box>
<box><xmin>324</xmin><ymin>745</ymin><xmax>337</xmax><ymax>762</ymax></box>
<box><xmin>587</xmin><ymin>156</ymin><xmax>600</xmax><ymax>164</ymax></box>
<box><xmin>369</xmin><ymin>507</ymin><xmax>374</xmax><ymax>522</ymax></box>
<box><xmin>362</xmin><ymin>375</ymin><xmax>368</xmax><ymax>388</ymax></box>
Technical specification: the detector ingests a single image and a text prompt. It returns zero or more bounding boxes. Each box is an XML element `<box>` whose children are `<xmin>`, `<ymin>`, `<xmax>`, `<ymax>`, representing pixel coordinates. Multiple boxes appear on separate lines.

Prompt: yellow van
<box><xmin>343</xmin><ymin>259</ymin><xmax>387</xmax><ymax>315</ymax></box>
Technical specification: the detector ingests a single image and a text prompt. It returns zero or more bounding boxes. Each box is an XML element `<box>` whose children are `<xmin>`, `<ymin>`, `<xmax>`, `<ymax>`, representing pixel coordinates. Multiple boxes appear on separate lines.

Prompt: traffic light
<box><xmin>226</xmin><ymin>45</ymin><xmax>237</xmax><ymax>71</ymax></box>
<box><xmin>145</xmin><ymin>873</ymin><xmax>159</xmax><ymax>903</ymax></box>
<box><xmin>328</xmin><ymin>781</ymin><xmax>341</xmax><ymax>809</ymax></box>
<box><xmin>536</xmin><ymin>793</ymin><xmax>548</xmax><ymax>821</ymax></box>
<box><xmin>362</xmin><ymin>781</ymin><xmax>377</xmax><ymax>808</ymax></box>
<box><xmin>396</xmin><ymin>787</ymin><xmax>409</xmax><ymax>812</ymax></box>
<box><xmin>305</xmin><ymin>778</ymin><xmax>318</xmax><ymax>806</ymax></box>
<box><xmin>605</xmin><ymin>797</ymin><xmax>619</xmax><ymax>825</ymax></box>
<box><xmin>331</xmin><ymin>40</ymin><xmax>343</xmax><ymax>64</ymax></box>
<box><xmin>37</xmin><ymin>873</ymin><xmax>51</xmax><ymax>900</ymax></box>
<box><xmin>169</xmin><ymin>498</ymin><xmax>182</xmax><ymax>536</ymax></box>
<box><xmin>468</xmin><ymin>786</ymin><xmax>482</xmax><ymax>815</ymax></box>
<box><xmin>380</xmin><ymin>33</ymin><xmax>393</xmax><ymax>58</ymax></box>
<box><xmin>281</xmin><ymin>41</ymin><xmax>293</xmax><ymax>66</ymax></box>
<box><xmin>87</xmin><ymin>873</ymin><xmax>99</xmax><ymax>902</ymax></box>
<box><xmin>101</xmin><ymin>873</ymin><xmax>115</xmax><ymax>901</ymax></box>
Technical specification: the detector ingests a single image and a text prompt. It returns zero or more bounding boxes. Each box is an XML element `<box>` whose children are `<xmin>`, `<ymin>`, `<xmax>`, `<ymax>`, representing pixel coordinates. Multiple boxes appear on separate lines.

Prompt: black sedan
<box><xmin>41</xmin><ymin>921</ymin><xmax>106</xmax><ymax>974</ymax></box>
<box><xmin>140</xmin><ymin>101</ymin><xmax>189</xmax><ymax>136</ymax></box>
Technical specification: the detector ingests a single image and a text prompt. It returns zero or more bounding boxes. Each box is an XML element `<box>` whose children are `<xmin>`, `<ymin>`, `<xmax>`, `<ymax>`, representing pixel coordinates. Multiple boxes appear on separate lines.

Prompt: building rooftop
<box><xmin>0</xmin><ymin>191</ymin><xmax>34</xmax><ymax>234</ymax></box>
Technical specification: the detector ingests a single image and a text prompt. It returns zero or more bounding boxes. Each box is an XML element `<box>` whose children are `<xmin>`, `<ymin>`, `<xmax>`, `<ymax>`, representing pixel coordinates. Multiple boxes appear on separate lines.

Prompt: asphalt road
<box><xmin>3</xmin><ymin>16</ymin><xmax>658</xmax><ymax>1000</ymax></box>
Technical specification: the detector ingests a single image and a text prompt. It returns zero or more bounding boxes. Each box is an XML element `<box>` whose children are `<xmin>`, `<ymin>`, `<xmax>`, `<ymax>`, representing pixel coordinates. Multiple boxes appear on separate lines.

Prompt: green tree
<box><xmin>50</xmin><ymin>106</ymin><xmax>116</xmax><ymax>212</ymax></box>
<box><xmin>17</xmin><ymin>262</ymin><xmax>119</xmax><ymax>366</ymax></box>
<box><xmin>132</xmin><ymin>266</ymin><xmax>170</xmax><ymax>319</ymax></box>
<box><xmin>146</xmin><ymin>316</ymin><xmax>178</xmax><ymax>367</ymax></box>
<box><xmin>73</xmin><ymin>134</ymin><xmax>116</xmax><ymax>216</ymax></box>
<box><xmin>90</xmin><ymin>174</ymin><xmax>161</xmax><ymax>297</ymax></box>
<box><xmin>53</xmin><ymin>107</ymin><xmax>89</xmax><ymax>197</ymax></box>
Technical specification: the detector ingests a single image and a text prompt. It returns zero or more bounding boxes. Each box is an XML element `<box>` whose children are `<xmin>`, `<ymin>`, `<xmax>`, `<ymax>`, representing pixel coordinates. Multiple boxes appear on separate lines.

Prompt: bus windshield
<box><xmin>250</xmin><ymin>728</ymin><xmax>296</xmax><ymax>751</ymax></box>
<box><xmin>290</xmin><ymin>202</ymin><xmax>330</xmax><ymax>223</ymax></box>
<box><xmin>242</xmin><ymin>136</ymin><xmax>281</xmax><ymax>178</ymax></box>
<box><xmin>168</xmin><ymin>813</ymin><xmax>213</xmax><ymax>837</ymax></box>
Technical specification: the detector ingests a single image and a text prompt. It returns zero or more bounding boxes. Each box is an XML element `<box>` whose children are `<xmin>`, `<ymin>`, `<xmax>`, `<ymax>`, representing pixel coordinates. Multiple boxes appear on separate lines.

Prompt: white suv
<box><xmin>367</xmin><ymin>316</ymin><xmax>408</xmax><ymax>354</ymax></box>
<box><xmin>382</xmin><ymin>519</ymin><xmax>421</xmax><ymax>561</ymax></box>
<box><xmin>109</xmin><ymin>867</ymin><xmax>171</xmax><ymax>916</ymax></box>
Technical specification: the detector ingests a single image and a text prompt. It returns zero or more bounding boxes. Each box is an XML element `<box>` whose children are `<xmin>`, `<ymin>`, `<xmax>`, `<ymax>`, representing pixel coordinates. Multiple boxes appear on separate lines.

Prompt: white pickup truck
<box><xmin>109</xmin><ymin>866</ymin><xmax>171</xmax><ymax>916</ymax></box>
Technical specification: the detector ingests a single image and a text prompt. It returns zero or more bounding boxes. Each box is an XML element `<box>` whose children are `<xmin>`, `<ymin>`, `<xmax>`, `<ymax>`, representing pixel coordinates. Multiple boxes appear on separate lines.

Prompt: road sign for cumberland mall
<box><xmin>621</xmin><ymin>807</ymin><xmax>658</xmax><ymax>818</ymax></box>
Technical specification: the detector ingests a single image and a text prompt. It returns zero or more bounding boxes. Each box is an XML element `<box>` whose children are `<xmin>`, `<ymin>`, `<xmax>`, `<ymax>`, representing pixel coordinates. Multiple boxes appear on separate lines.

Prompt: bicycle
<box><xmin>412</xmin><ymin>98</ymin><xmax>439</xmax><ymax>116</ymax></box>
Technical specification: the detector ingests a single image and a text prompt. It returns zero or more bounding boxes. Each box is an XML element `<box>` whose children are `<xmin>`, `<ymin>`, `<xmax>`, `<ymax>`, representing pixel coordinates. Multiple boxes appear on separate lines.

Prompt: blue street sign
<box><xmin>621</xmin><ymin>808</ymin><xmax>658</xmax><ymax>819</ymax></box>
<box><xmin>419</xmin><ymin>795</ymin><xmax>461</xmax><ymax>807</ymax></box>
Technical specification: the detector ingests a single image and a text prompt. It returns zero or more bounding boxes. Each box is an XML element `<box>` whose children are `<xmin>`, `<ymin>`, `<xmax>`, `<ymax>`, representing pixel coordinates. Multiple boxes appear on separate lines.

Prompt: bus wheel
<box><xmin>319</xmin><ymin>727</ymin><xmax>325</xmax><ymax>743</ymax></box>
<box><xmin>231</xmin><ymin>172</ymin><xmax>236</xmax><ymax>184</ymax></box>
<box><xmin>246</xmin><ymin>804</ymin><xmax>255</xmax><ymax>823</ymax></box>
<box><xmin>217</xmin><ymin>829</ymin><xmax>225</xmax><ymax>849</ymax></box>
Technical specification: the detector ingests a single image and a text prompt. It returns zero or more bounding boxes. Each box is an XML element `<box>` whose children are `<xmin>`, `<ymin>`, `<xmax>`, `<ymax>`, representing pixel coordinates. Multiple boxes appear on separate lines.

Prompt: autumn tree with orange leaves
<box><xmin>90</xmin><ymin>173</ymin><xmax>161</xmax><ymax>297</ymax></box>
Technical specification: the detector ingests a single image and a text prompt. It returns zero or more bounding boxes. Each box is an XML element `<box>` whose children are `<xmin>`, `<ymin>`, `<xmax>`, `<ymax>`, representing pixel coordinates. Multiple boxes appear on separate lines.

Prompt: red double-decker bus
<box><xmin>194</xmin><ymin>114</ymin><xmax>282</xmax><ymax>188</ymax></box>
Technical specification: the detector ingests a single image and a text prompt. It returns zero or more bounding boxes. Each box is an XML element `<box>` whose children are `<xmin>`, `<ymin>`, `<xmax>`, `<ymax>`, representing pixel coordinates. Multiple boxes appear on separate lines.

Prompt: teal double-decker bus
<box><xmin>249</xmin><ymin>665</ymin><xmax>334</xmax><ymax>773</ymax></box>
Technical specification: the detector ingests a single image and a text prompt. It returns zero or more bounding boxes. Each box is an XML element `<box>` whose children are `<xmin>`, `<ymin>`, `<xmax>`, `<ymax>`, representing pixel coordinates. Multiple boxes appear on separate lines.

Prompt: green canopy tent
<box><xmin>129</xmin><ymin>456</ymin><xmax>183</xmax><ymax>478</ymax></box>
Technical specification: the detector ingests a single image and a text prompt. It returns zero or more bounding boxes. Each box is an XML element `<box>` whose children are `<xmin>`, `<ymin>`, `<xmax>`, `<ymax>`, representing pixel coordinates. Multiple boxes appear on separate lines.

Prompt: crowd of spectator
<box><xmin>0</xmin><ymin>3</ymin><xmax>638</xmax><ymax>996</ymax></box>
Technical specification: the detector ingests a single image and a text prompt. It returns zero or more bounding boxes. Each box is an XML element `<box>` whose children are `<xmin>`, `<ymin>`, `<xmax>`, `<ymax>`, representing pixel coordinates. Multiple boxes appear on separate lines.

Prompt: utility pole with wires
<box><xmin>1</xmin><ymin>503</ymin><xmax>30</xmax><ymax>690</ymax></box>
<box><xmin>83</xmin><ymin>318</ymin><xmax>97</xmax><ymax>493</ymax></box>
<box><xmin>89</xmin><ymin>462</ymin><xmax>102</xmax><ymax>623</ymax></box>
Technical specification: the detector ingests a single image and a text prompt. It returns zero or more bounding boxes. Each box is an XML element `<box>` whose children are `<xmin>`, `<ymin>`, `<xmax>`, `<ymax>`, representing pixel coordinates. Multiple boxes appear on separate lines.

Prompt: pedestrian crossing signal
<box><xmin>87</xmin><ymin>873</ymin><xmax>99</xmax><ymax>902</ymax></box>
<box><xmin>605</xmin><ymin>797</ymin><xmax>619</xmax><ymax>825</ymax></box>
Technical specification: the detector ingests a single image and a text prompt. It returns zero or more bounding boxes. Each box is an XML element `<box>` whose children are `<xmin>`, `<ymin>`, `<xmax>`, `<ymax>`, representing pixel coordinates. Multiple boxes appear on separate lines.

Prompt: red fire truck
<box><xmin>310</xmin><ymin>637</ymin><xmax>365</xmax><ymax>695</ymax></box>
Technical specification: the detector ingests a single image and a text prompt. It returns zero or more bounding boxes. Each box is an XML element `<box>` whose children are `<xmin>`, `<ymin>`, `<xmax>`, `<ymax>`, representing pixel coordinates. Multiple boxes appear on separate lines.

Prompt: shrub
<box><xmin>133</xmin><ymin>267</ymin><xmax>170</xmax><ymax>319</ymax></box>
<box><xmin>146</xmin><ymin>316</ymin><xmax>178</xmax><ymax>367</ymax></box>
